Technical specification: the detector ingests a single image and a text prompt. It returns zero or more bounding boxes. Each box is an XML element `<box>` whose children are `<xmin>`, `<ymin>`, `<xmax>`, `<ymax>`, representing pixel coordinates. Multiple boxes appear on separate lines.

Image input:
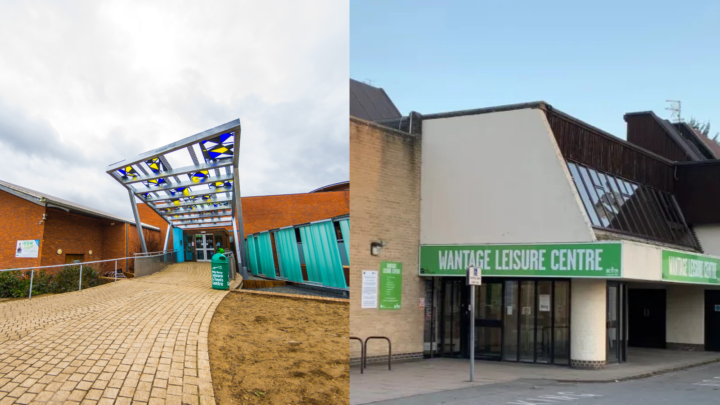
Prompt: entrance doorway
<box><xmin>607</xmin><ymin>282</ymin><xmax>628</xmax><ymax>364</ymax></box>
<box><xmin>628</xmin><ymin>289</ymin><xmax>666</xmax><ymax>349</ymax></box>
<box><xmin>194</xmin><ymin>234</ymin><xmax>215</xmax><ymax>262</ymax></box>
<box><xmin>438</xmin><ymin>278</ymin><xmax>570</xmax><ymax>365</ymax></box>
<box><xmin>705</xmin><ymin>290</ymin><xmax>720</xmax><ymax>352</ymax></box>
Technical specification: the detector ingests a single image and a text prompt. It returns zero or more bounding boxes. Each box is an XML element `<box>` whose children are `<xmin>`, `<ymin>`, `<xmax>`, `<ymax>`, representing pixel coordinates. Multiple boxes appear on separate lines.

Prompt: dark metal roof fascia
<box><xmin>421</xmin><ymin>101</ymin><xmax>549</xmax><ymax>120</ymax></box>
<box><xmin>624</xmin><ymin>111</ymin><xmax>704</xmax><ymax>161</ymax></box>
<box><xmin>0</xmin><ymin>183</ymin><xmax>44</xmax><ymax>206</ymax></box>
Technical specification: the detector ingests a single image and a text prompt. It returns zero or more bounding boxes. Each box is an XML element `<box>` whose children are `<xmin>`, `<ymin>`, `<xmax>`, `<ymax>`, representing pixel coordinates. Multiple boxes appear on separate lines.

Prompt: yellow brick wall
<box><xmin>349</xmin><ymin>117</ymin><xmax>424</xmax><ymax>359</ymax></box>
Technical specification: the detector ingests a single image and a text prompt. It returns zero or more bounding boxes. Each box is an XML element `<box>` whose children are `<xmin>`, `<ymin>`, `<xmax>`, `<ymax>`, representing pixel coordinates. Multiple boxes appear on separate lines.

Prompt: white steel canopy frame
<box><xmin>106</xmin><ymin>119</ymin><xmax>247</xmax><ymax>277</ymax></box>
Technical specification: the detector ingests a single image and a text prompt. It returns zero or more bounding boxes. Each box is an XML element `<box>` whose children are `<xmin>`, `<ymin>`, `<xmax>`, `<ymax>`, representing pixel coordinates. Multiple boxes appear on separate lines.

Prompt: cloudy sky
<box><xmin>0</xmin><ymin>0</ymin><xmax>348</xmax><ymax>220</ymax></box>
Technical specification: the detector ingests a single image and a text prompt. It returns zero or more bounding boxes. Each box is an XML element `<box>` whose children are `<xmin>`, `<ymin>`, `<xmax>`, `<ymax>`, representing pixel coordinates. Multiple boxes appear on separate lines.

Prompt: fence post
<box><xmin>79</xmin><ymin>264</ymin><xmax>83</xmax><ymax>291</ymax></box>
<box><xmin>29</xmin><ymin>269</ymin><xmax>34</xmax><ymax>300</ymax></box>
<box><xmin>115</xmin><ymin>260</ymin><xmax>117</xmax><ymax>284</ymax></box>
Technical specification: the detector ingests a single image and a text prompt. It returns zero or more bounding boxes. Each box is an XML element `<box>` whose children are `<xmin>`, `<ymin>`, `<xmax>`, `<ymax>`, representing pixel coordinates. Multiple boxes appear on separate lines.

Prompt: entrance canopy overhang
<box><xmin>106</xmin><ymin>120</ymin><xmax>246</xmax><ymax>274</ymax></box>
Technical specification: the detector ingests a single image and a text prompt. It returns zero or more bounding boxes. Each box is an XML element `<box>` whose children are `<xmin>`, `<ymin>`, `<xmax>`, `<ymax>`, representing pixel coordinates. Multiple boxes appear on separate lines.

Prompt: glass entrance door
<box><xmin>607</xmin><ymin>282</ymin><xmax>627</xmax><ymax>364</ymax></box>
<box><xmin>195</xmin><ymin>234</ymin><xmax>215</xmax><ymax>262</ymax></box>
<box><xmin>475</xmin><ymin>282</ymin><xmax>503</xmax><ymax>359</ymax></box>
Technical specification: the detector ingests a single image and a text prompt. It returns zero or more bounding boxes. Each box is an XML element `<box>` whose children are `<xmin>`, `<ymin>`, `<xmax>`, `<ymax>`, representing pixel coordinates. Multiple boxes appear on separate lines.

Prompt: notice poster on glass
<box><xmin>362</xmin><ymin>270</ymin><xmax>378</xmax><ymax>309</ymax></box>
<box><xmin>15</xmin><ymin>240</ymin><xmax>40</xmax><ymax>258</ymax></box>
<box><xmin>539</xmin><ymin>294</ymin><xmax>551</xmax><ymax>312</ymax></box>
<box><xmin>379</xmin><ymin>261</ymin><xmax>403</xmax><ymax>310</ymax></box>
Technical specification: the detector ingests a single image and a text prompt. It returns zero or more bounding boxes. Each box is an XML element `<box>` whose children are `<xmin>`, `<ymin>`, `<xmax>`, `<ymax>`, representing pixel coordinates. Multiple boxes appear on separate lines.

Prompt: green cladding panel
<box><xmin>274</xmin><ymin>228</ymin><xmax>304</xmax><ymax>283</ymax></box>
<box><xmin>338</xmin><ymin>219</ymin><xmax>350</xmax><ymax>262</ymax></box>
<box><xmin>256</xmin><ymin>232</ymin><xmax>276</xmax><ymax>278</ymax></box>
<box><xmin>299</xmin><ymin>221</ymin><xmax>347</xmax><ymax>288</ymax></box>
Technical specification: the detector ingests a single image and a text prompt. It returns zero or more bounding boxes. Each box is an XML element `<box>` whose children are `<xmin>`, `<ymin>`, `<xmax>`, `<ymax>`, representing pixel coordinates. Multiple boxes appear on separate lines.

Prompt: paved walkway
<box><xmin>0</xmin><ymin>262</ymin><xmax>237</xmax><ymax>405</ymax></box>
<box><xmin>351</xmin><ymin>349</ymin><xmax>720</xmax><ymax>404</ymax></box>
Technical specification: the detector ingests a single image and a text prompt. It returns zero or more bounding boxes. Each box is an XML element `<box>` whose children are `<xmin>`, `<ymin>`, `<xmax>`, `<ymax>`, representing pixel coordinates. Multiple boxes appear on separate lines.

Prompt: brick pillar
<box><xmin>570</xmin><ymin>279</ymin><xmax>607</xmax><ymax>369</ymax></box>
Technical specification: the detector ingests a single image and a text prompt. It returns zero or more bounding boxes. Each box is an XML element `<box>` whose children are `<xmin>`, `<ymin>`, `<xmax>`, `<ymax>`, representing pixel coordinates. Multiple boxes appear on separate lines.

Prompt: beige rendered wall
<box><xmin>695</xmin><ymin>225</ymin><xmax>720</xmax><ymax>257</ymax></box>
<box><xmin>349</xmin><ymin>118</ymin><xmax>424</xmax><ymax>359</ymax></box>
<box><xmin>420</xmin><ymin>108</ymin><xmax>595</xmax><ymax>245</ymax></box>
<box><xmin>666</xmin><ymin>284</ymin><xmax>704</xmax><ymax>345</ymax></box>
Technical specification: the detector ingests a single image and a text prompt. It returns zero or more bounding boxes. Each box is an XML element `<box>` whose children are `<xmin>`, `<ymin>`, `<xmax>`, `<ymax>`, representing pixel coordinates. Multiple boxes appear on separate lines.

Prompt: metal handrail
<box><xmin>1</xmin><ymin>250</ymin><xmax>176</xmax><ymax>272</ymax></box>
<box><xmin>364</xmin><ymin>336</ymin><xmax>392</xmax><ymax>371</ymax></box>
<box><xmin>134</xmin><ymin>249</ymin><xmax>177</xmax><ymax>257</ymax></box>
<box><xmin>351</xmin><ymin>337</ymin><xmax>364</xmax><ymax>374</ymax></box>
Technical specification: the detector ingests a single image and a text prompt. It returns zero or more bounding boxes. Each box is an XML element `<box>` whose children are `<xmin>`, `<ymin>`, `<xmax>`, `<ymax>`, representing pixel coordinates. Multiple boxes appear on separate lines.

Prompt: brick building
<box><xmin>350</xmin><ymin>79</ymin><xmax>720</xmax><ymax>369</ymax></box>
<box><xmin>0</xmin><ymin>180</ymin><xmax>160</xmax><ymax>272</ymax></box>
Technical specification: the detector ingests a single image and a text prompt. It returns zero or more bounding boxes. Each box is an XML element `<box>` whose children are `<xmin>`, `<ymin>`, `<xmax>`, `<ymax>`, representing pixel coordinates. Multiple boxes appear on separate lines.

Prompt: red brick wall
<box><xmin>237</xmin><ymin>191</ymin><xmax>349</xmax><ymax>236</ymax></box>
<box><xmin>0</xmin><ymin>190</ymin><xmax>45</xmax><ymax>269</ymax></box>
<box><xmin>40</xmin><ymin>208</ymin><xmax>104</xmax><ymax>267</ymax></box>
<box><xmin>101</xmin><ymin>222</ymin><xmax>129</xmax><ymax>273</ymax></box>
<box><xmin>136</xmin><ymin>203</ymin><xmax>173</xmax><ymax>250</ymax></box>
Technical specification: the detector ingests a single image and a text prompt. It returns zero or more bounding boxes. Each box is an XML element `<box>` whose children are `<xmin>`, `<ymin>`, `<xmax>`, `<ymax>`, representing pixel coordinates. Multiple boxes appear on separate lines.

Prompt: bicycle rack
<box><xmin>364</xmin><ymin>336</ymin><xmax>391</xmax><ymax>371</ymax></box>
<box><xmin>350</xmin><ymin>337</ymin><xmax>364</xmax><ymax>374</ymax></box>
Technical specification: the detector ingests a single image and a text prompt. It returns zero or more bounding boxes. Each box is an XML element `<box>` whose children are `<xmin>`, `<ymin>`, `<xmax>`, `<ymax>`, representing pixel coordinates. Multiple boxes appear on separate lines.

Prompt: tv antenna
<box><xmin>666</xmin><ymin>100</ymin><xmax>682</xmax><ymax>123</ymax></box>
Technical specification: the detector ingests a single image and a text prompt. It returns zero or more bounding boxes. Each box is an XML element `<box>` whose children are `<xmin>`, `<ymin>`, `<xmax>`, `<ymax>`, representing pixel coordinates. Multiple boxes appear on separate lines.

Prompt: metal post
<box><xmin>115</xmin><ymin>260</ymin><xmax>117</xmax><ymax>284</ymax></box>
<box><xmin>79</xmin><ymin>264</ymin><xmax>83</xmax><ymax>291</ymax></box>
<box><xmin>163</xmin><ymin>224</ymin><xmax>171</xmax><ymax>251</ymax></box>
<box><xmin>128</xmin><ymin>189</ymin><xmax>148</xmax><ymax>253</ymax></box>
<box><xmin>29</xmin><ymin>269</ymin><xmax>34</xmax><ymax>300</ymax></box>
<box><xmin>231</xmin><ymin>215</ymin><xmax>245</xmax><ymax>279</ymax></box>
<box><xmin>232</xmin><ymin>169</ymin><xmax>248</xmax><ymax>279</ymax></box>
<box><xmin>469</xmin><ymin>284</ymin><xmax>475</xmax><ymax>382</ymax></box>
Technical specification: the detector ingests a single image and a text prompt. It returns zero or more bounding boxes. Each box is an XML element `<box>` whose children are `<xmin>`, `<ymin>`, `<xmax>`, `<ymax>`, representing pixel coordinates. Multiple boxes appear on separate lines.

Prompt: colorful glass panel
<box><xmin>200</xmin><ymin>132</ymin><xmax>234</xmax><ymax>161</ymax></box>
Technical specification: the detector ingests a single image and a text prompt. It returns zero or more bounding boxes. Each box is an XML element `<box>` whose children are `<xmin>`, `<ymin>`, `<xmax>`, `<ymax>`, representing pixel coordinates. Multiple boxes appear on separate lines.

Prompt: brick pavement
<box><xmin>0</xmin><ymin>262</ymin><xmax>231</xmax><ymax>405</ymax></box>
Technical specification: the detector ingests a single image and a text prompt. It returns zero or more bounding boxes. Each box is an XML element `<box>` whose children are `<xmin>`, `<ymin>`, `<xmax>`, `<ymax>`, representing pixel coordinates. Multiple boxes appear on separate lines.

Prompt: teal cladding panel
<box><xmin>173</xmin><ymin>227</ymin><xmax>185</xmax><ymax>263</ymax></box>
<box><xmin>246</xmin><ymin>236</ymin><xmax>259</xmax><ymax>276</ymax></box>
<box><xmin>256</xmin><ymin>232</ymin><xmax>276</xmax><ymax>278</ymax></box>
<box><xmin>338</xmin><ymin>219</ymin><xmax>350</xmax><ymax>262</ymax></box>
<box><xmin>274</xmin><ymin>228</ymin><xmax>304</xmax><ymax>282</ymax></box>
<box><xmin>298</xmin><ymin>221</ymin><xmax>347</xmax><ymax>288</ymax></box>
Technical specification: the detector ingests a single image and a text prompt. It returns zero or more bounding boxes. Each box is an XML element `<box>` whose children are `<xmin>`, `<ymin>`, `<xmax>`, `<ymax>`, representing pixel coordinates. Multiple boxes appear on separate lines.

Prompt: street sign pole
<box><xmin>466</xmin><ymin>266</ymin><xmax>482</xmax><ymax>382</ymax></box>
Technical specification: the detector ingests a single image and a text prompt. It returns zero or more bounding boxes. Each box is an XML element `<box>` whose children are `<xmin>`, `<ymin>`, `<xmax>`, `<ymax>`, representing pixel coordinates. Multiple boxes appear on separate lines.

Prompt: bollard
<box><xmin>29</xmin><ymin>269</ymin><xmax>34</xmax><ymax>300</ymax></box>
<box><xmin>79</xmin><ymin>264</ymin><xmax>83</xmax><ymax>291</ymax></box>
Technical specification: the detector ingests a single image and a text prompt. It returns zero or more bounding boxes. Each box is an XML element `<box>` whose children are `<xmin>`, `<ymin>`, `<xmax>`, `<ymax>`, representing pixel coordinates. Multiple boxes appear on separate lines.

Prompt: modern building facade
<box><xmin>350</xmin><ymin>82</ymin><xmax>720</xmax><ymax>369</ymax></box>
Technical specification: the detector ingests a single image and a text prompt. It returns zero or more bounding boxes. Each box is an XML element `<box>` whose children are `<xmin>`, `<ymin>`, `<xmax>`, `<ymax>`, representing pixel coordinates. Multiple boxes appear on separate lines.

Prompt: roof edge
<box><xmin>422</xmin><ymin>101</ymin><xmax>549</xmax><ymax>120</ymax></box>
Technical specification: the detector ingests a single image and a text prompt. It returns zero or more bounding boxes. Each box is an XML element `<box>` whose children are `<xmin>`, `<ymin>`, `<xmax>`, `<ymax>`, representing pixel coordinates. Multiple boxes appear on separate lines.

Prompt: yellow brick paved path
<box><xmin>0</xmin><ymin>263</ymin><xmax>228</xmax><ymax>405</ymax></box>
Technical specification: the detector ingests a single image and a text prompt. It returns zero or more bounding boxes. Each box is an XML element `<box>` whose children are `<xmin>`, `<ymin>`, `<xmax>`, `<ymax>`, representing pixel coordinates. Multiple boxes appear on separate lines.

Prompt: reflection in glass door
<box><xmin>194</xmin><ymin>234</ymin><xmax>216</xmax><ymax>262</ymax></box>
<box><xmin>536</xmin><ymin>281</ymin><xmax>552</xmax><ymax>363</ymax></box>
<box><xmin>503</xmin><ymin>281</ymin><xmax>519</xmax><ymax>361</ymax></box>
<box><xmin>441</xmin><ymin>279</ymin><xmax>463</xmax><ymax>357</ymax></box>
<box><xmin>519</xmin><ymin>281</ymin><xmax>535</xmax><ymax>362</ymax></box>
<box><xmin>553</xmin><ymin>281</ymin><xmax>570</xmax><ymax>365</ymax></box>
<box><xmin>475</xmin><ymin>283</ymin><xmax>503</xmax><ymax>359</ymax></box>
<box><xmin>607</xmin><ymin>282</ymin><xmax>627</xmax><ymax>364</ymax></box>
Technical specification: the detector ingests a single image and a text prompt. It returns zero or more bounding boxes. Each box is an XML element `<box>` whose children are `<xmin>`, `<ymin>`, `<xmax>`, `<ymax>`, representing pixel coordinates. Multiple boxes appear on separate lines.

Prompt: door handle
<box><xmin>644</xmin><ymin>309</ymin><xmax>649</xmax><ymax>317</ymax></box>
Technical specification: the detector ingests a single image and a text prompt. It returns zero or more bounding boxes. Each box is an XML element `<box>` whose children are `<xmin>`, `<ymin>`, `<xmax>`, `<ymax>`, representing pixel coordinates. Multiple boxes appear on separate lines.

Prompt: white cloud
<box><xmin>0</xmin><ymin>0</ymin><xmax>349</xmax><ymax>220</ymax></box>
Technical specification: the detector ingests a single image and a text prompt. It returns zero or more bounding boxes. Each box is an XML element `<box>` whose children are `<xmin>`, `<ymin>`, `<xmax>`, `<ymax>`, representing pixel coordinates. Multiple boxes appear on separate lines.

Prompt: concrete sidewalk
<box><xmin>350</xmin><ymin>348</ymin><xmax>720</xmax><ymax>404</ymax></box>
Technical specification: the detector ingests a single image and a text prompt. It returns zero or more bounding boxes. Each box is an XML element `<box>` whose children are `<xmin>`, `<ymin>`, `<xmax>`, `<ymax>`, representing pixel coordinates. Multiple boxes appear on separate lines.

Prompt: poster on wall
<box><xmin>361</xmin><ymin>270</ymin><xmax>378</xmax><ymax>309</ymax></box>
<box><xmin>379</xmin><ymin>261</ymin><xmax>403</xmax><ymax>310</ymax></box>
<box><xmin>15</xmin><ymin>240</ymin><xmax>40</xmax><ymax>258</ymax></box>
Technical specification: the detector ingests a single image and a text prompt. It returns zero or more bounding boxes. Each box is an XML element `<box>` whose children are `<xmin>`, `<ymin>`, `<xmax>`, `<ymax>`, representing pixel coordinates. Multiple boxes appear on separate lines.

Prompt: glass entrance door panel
<box><xmin>441</xmin><ymin>280</ymin><xmax>463</xmax><ymax>357</ymax></box>
<box><xmin>475</xmin><ymin>282</ymin><xmax>503</xmax><ymax>359</ymax></box>
<box><xmin>536</xmin><ymin>281</ymin><xmax>552</xmax><ymax>363</ymax></box>
<box><xmin>195</xmin><ymin>235</ymin><xmax>205</xmax><ymax>261</ymax></box>
<box><xmin>553</xmin><ymin>281</ymin><xmax>570</xmax><ymax>365</ymax></box>
<box><xmin>607</xmin><ymin>283</ymin><xmax>619</xmax><ymax>363</ymax></box>
<box><xmin>519</xmin><ymin>281</ymin><xmax>536</xmax><ymax>362</ymax></box>
<box><xmin>205</xmin><ymin>235</ymin><xmax>215</xmax><ymax>257</ymax></box>
<box><xmin>503</xmin><ymin>281</ymin><xmax>519</xmax><ymax>361</ymax></box>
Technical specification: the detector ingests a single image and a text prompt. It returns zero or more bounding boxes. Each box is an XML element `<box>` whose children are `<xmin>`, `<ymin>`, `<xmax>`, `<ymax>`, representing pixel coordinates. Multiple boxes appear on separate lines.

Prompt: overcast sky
<box><xmin>0</xmin><ymin>0</ymin><xmax>348</xmax><ymax>220</ymax></box>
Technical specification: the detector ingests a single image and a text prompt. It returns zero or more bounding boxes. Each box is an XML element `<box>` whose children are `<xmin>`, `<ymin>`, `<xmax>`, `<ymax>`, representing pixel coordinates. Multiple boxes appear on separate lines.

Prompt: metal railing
<box><xmin>224</xmin><ymin>252</ymin><xmax>238</xmax><ymax>281</ymax></box>
<box><xmin>134</xmin><ymin>249</ymin><xmax>177</xmax><ymax>257</ymax></box>
<box><xmin>1</xmin><ymin>250</ymin><xmax>176</xmax><ymax>300</ymax></box>
<box><xmin>134</xmin><ymin>250</ymin><xmax>178</xmax><ymax>278</ymax></box>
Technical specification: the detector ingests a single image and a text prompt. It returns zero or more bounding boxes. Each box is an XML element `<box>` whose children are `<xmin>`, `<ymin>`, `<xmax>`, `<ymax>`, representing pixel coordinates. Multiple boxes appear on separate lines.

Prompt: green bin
<box><xmin>211</xmin><ymin>251</ymin><xmax>230</xmax><ymax>290</ymax></box>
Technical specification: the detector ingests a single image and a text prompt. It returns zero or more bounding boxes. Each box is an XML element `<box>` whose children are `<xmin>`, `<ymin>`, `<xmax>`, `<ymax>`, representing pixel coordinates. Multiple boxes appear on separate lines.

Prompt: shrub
<box><xmin>0</xmin><ymin>265</ymin><xmax>101</xmax><ymax>299</ymax></box>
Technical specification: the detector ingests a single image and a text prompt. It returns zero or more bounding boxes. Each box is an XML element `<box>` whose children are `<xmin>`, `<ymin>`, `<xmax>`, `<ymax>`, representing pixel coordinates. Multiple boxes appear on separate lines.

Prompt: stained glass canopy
<box><xmin>106</xmin><ymin>120</ymin><xmax>245</xmax><ymax>248</ymax></box>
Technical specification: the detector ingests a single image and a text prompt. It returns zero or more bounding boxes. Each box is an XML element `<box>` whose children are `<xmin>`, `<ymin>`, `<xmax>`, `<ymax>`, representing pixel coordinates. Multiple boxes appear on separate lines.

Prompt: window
<box><xmin>567</xmin><ymin>161</ymin><xmax>699</xmax><ymax>249</ymax></box>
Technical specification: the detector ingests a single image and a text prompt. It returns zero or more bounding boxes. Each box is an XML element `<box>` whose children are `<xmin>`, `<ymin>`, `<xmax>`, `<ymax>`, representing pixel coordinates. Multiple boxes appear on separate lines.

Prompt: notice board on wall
<box><xmin>379</xmin><ymin>261</ymin><xmax>403</xmax><ymax>310</ymax></box>
<box><xmin>16</xmin><ymin>240</ymin><xmax>40</xmax><ymax>258</ymax></box>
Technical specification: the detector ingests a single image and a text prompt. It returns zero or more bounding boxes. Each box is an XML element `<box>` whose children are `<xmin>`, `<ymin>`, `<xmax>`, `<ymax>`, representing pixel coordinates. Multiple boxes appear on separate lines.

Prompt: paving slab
<box><xmin>350</xmin><ymin>348</ymin><xmax>720</xmax><ymax>404</ymax></box>
<box><xmin>0</xmin><ymin>262</ymin><xmax>232</xmax><ymax>404</ymax></box>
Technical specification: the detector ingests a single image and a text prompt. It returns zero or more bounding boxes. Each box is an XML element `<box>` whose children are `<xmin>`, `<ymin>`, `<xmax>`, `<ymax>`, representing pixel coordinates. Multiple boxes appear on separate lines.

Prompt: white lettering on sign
<box><xmin>668</xmin><ymin>256</ymin><xmax>718</xmax><ymax>280</ymax></box>
<box><xmin>437</xmin><ymin>248</ymin><xmax>608</xmax><ymax>272</ymax></box>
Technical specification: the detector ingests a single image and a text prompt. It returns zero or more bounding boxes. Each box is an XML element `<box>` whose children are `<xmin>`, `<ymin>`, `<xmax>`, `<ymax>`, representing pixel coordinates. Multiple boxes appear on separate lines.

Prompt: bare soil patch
<box><xmin>209</xmin><ymin>292</ymin><xmax>349</xmax><ymax>404</ymax></box>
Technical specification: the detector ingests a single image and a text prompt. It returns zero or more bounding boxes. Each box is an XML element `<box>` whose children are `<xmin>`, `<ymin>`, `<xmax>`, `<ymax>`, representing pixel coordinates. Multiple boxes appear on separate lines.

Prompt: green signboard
<box><xmin>379</xmin><ymin>261</ymin><xmax>403</xmax><ymax>310</ymax></box>
<box><xmin>662</xmin><ymin>250</ymin><xmax>720</xmax><ymax>285</ymax></box>
<box><xmin>419</xmin><ymin>243</ymin><xmax>622</xmax><ymax>277</ymax></box>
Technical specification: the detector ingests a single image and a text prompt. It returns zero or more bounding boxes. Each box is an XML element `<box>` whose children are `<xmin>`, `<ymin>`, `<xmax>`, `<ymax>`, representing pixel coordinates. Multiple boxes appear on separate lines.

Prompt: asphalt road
<box><xmin>372</xmin><ymin>362</ymin><xmax>720</xmax><ymax>405</ymax></box>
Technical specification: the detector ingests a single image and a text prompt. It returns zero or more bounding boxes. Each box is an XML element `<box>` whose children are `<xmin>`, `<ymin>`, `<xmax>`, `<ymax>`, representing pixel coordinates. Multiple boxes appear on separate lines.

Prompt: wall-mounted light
<box><xmin>57</xmin><ymin>249</ymin><xmax>62</xmax><ymax>255</ymax></box>
<box><xmin>370</xmin><ymin>240</ymin><xmax>385</xmax><ymax>256</ymax></box>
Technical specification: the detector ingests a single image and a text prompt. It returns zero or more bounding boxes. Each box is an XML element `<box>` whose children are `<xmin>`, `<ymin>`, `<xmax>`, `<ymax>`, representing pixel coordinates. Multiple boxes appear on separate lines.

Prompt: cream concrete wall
<box><xmin>420</xmin><ymin>108</ymin><xmax>595</xmax><ymax>245</ymax></box>
<box><xmin>570</xmin><ymin>279</ymin><xmax>606</xmax><ymax>362</ymax></box>
<box><xmin>666</xmin><ymin>284</ymin><xmax>705</xmax><ymax>345</ymax></box>
<box><xmin>695</xmin><ymin>225</ymin><xmax>720</xmax><ymax>257</ymax></box>
<box><xmin>621</xmin><ymin>241</ymin><xmax>663</xmax><ymax>282</ymax></box>
<box><xmin>349</xmin><ymin>118</ymin><xmax>424</xmax><ymax>359</ymax></box>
